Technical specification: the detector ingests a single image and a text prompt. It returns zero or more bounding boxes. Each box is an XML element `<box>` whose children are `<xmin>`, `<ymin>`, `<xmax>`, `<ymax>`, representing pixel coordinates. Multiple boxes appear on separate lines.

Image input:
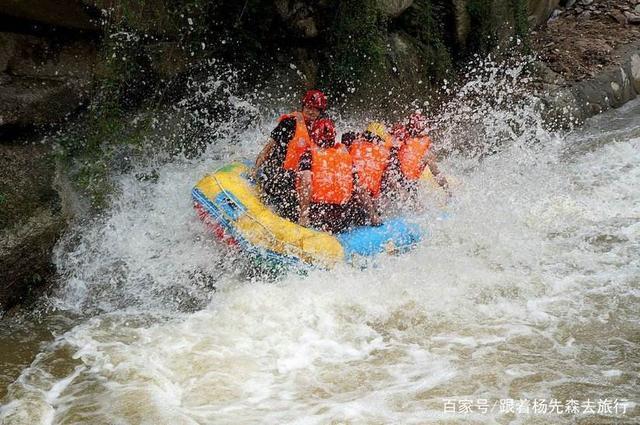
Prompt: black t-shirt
<box><xmin>265</xmin><ymin>117</ymin><xmax>296</xmax><ymax>169</ymax></box>
<box><xmin>259</xmin><ymin>117</ymin><xmax>297</xmax><ymax>203</ymax></box>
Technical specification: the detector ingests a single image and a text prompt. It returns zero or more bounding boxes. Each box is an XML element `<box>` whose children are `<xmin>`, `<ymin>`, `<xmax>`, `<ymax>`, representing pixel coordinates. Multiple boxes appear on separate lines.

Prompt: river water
<box><xmin>1</xmin><ymin>73</ymin><xmax>639</xmax><ymax>424</ymax></box>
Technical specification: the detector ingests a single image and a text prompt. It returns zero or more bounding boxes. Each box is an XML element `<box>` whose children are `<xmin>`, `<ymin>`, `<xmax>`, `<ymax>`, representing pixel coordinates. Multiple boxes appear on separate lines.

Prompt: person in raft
<box><xmin>295</xmin><ymin>118</ymin><xmax>379</xmax><ymax>233</ymax></box>
<box><xmin>382</xmin><ymin>112</ymin><xmax>450</xmax><ymax>203</ymax></box>
<box><xmin>253</xmin><ymin>89</ymin><xmax>327</xmax><ymax>221</ymax></box>
<box><xmin>346</xmin><ymin>122</ymin><xmax>393</xmax><ymax>226</ymax></box>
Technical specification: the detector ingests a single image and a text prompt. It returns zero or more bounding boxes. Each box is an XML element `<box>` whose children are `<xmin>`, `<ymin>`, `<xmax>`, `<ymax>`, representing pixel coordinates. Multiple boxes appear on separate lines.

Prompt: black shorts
<box><xmin>308</xmin><ymin>200</ymin><xmax>371</xmax><ymax>233</ymax></box>
<box><xmin>258</xmin><ymin>167</ymin><xmax>298</xmax><ymax>221</ymax></box>
<box><xmin>308</xmin><ymin>203</ymin><xmax>350</xmax><ymax>234</ymax></box>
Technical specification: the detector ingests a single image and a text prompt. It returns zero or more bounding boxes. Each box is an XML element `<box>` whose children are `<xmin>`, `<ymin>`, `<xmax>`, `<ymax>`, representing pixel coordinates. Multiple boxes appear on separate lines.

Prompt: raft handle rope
<box><xmin>210</xmin><ymin>171</ymin><xmax>329</xmax><ymax>264</ymax></box>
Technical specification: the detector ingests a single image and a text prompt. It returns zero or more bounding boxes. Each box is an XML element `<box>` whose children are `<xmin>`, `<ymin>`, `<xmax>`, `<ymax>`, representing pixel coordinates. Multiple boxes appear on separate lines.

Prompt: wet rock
<box><xmin>0</xmin><ymin>78</ymin><xmax>90</xmax><ymax>129</ymax></box>
<box><xmin>578</xmin><ymin>11</ymin><xmax>591</xmax><ymax>20</ymax></box>
<box><xmin>83</xmin><ymin>0</ymin><xmax>178</xmax><ymax>37</ymax></box>
<box><xmin>273</xmin><ymin>0</ymin><xmax>319</xmax><ymax>39</ymax></box>
<box><xmin>272</xmin><ymin>0</ymin><xmax>414</xmax><ymax>38</ymax></box>
<box><xmin>353</xmin><ymin>31</ymin><xmax>427</xmax><ymax>111</ymax></box>
<box><xmin>532</xmin><ymin>60</ymin><xmax>566</xmax><ymax>87</ymax></box>
<box><xmin>541</xmin><ymin>42</ymin><xmax>640</xmax><ymax>126</ymax></box>
<box><xmin>293</xmin><ymin>16</ymin><xmax>319</xmax><ymax>38</ymax></box>
<box><xmin>145</xmin><ymin>42</ymin><xmax>189</xmax><ymax>81</ymax></box>
<box><xmin>548</xmin><ymin>9</ymin><xmax>562</xmax><ymax>23</ymax></box>
<box><xmin>624</xmin><ymin>11</ymin><xmax>640</xmax><ymax>24</ymax></box>
<box><xmin>386</xmin><ymin>31</ymin><xmax>422</xmax><ymax>78</ymax></box>
<box><xmin>630</xmin><ymin>53</ymin><xmax>640</xmax><ymax>92</ymax></box>
<box><xmin>0</xmin><ymin>35</ymin><xmax>15</xmax><ymax>73</ymax></box>
<box><xmin>378</xmin><ymin>0</ymin><xmax>414</xmax><ymax>18</ymax></box>
<box><xmin>0</xmin><ymin>32</ymin><xmax>95</xmax><ymax>130</ymax></box>
<box><xmin>453</xmin><ymin>0</ymin><xmax>471</xmax><ymax>46</ymax></box>
<box><xmin>0</xmin><ymin>0</ymin><xmax>97</xmax><ymax>30</ymax></box>
<box><xmin>610</xmin><ymin>10</ymin><xmax>628</xmax><ymax>24</ymax></box>
<box><xmin>1</xmin><ymin>34</ymin><xmax>95</xmax><ymax>81</ymax></box>
<box><xmin>607</xmin><ymin>67</ymin><xmax>633</xmax><ymax>105</ymax></box>
<box><xmin>540</xmin><ymin>86</ymin><xmax>582</xmax><ymax>126</ymax></box>
<box><xmin>0</xmin><ymin>144</ymin><xmax>67</xmax><ymax>311</ymax></box>
<box><xmin>528</xmin><ymin>0</ymin><xmax>561</xmax><ymax>27</ymax></box>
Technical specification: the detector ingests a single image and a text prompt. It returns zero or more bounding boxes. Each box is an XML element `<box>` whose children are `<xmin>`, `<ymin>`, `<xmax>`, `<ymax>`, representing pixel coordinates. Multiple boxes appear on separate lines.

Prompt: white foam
<box><xmin>3</xmin><ymin>70</ymin><xmax>639</xmax><ymax>424</ymax></box>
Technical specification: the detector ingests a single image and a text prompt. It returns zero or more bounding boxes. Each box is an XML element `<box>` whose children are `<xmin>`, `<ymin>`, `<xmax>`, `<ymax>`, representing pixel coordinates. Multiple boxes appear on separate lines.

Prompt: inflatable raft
<box><xmin>192</xmin><ymin>162</ymin><xmax>424</xmax><ymax>268</ymax></box>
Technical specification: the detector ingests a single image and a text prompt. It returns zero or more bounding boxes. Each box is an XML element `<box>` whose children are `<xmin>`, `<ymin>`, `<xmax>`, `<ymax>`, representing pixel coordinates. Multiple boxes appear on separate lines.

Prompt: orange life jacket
<box><xmin>398</xmin><ymin>135</ymin><xmax>431</xmax><ymax>181</ymax></box>
<box><xmin>282</xmin><ymin>112</ymin><xmax>313</xmax><ymax>171</ymax></box>
<box><xmin>309</xmin><ymin>143</ymin><xmax>353</xmax><ymax>205</ymax></box>
<box><xmin>349</xmin><ymin>139</ymin><xmax>390</xmax><ymax>197</ymax></box>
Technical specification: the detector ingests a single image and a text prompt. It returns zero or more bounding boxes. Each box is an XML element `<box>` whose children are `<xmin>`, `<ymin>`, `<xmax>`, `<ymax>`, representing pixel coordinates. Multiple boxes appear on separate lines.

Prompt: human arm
<box><xmin>424</xmin><ymin>151</ymin><xmax>451</xmax><ymax>197</ymax></box>
<box><xmin>297</xmin><ymin>150</ymin><xmax>313</xmax><ymax>227</ymax></box>
<box><xmin>253</xmin><ymin>118</ymin><xmax>296</xmax><ymax>177</ymax></box>
<box><xmin>297</xmin><ymin>170</ymin><xmax>312</xmax><ymax>227</ymax></box>
<box><xmin>254</xmin><ymin>139</ymin><xmax>276</xmax><ymax>171</ymax></box>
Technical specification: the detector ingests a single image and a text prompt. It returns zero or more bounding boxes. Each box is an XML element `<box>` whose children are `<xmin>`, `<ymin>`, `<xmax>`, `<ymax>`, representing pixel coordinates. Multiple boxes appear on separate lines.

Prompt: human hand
<box><xmin>248</xmin><ymin>167</ymin><xmax>259</xmax><ymax>182</ymax></box>
<box><xmin>299</xmin><ymin>213</ymin><xmax>310</xmax><ymax>228</ymax></box>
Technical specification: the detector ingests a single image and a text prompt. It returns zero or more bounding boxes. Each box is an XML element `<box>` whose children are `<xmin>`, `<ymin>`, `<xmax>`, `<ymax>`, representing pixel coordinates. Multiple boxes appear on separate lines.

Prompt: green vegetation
<box><xmin>54</xmin><ymin>98</ymin><xmax>154</xmax><ymax>209</ymax></box>
<box><xmin>53</xmin><ymin>1</ymin><xmax>208</xmax><ymax>210</ymax></box>
<box><xmin>322</xmin><ymin>0</ymin><xmax>387</xmax><ymax>92</ymax></box>
<box><xmin>53</xmin><ymin>23</ymin><xmax>156</xmax><ymax>209</ymax></box>
<box><xmin>399</xmin><ymin>0</ymin><xmax>453</xmax><ymax>84</ymax></box>
<box><xmin>512</xmin><ymin>0</ymin><xmax>530</xmax><ymax>49</ymax></box>
<box><xmin>466</xmin><ymin>0</ymin><xmax>497</xmax><ymax>55</ymax></box>
<box><xmin>466</xmin><ymin>0</ymin><xmax>529</xmax><ymax>56</ymax></box>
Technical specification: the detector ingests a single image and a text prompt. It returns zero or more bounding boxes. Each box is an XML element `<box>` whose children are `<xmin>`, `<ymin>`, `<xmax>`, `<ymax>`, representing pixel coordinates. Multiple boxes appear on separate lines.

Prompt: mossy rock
<box><xmin>453</xmin><ymin>0</ymin><xmax>529</xmax><ymax>55</ymax></box>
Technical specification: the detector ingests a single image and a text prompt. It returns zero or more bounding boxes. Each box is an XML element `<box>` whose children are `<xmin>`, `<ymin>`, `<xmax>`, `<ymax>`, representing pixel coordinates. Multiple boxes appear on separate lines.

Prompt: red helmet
<box><xmin>407</xmin><ymin>112</ymin><xmax>427</xmax><ymax>134</ymax></box>
<box><xmin>310</xmin><ymin>118</ymin><xmax>336</xmax><ymax>147</ymax></box>
<box><xmin>302</xmin><ymin>89</ymin><xmax>327</xmax><ymax>111</ymax></box>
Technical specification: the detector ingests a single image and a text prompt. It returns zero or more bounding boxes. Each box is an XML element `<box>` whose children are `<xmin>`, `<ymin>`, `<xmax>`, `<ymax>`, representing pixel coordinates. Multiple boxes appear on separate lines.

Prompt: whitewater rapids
<box><xmin>1</xmin><ymin>84</ymin><xmax>639</xmax><ymax>424</ymax></box>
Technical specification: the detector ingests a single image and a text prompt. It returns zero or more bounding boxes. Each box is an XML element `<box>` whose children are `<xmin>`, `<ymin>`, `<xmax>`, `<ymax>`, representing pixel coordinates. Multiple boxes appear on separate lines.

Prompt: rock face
<box><xmin>0</xmin><ymin>144</ymin><xmax>66</xmax><ymax>311</ymax></box>
<box><xmin>453</xmin><ymin>0</ymin><xmax>471</xmax><ymax>46</ymax></box>
<box><xmin>272</xmin><ymin>1</ymin><xmax>416</xmax><ymax>39</ymax></box>
<box><xmin>0</xmin><ymin>32</ymin><xmax>96</xmax><ymax>130</ymax></box>
<box><xmin>631</xmin><ymin>52</ymin><xmax>640</xmax><ymax>93</ymax></box>
<box><xmin>83</xmin><ymin>0</ymin><xmax>184</xmax><ymax>37</ymax></box>
<box><xmin>144</xmin><ymin>42</ymin><xmax>190</xmax><ymax>81</ymax></box>
<box><xmin>528</xmin><ymin>0</ymin><xmax>561</xmax><ymax>27</ymax></box>
<box><xmin>379</xmin><ymin>0</ymin><xmax>415</xmax><ymax>18</ymax></box>
<box><xmin>0</xmin><ymin>9</ymin><xmax>96</xmax><ymax>310</ymax></box>
<box><xmin>273</xmin><ymin>0</ymin><xmax>321</xmax><ymax>38</ymax></box>
<box><xmin>540</xmin><ymin>42</ymin><xmax>640</xmax><ymax>125</ymax></box>
<box><xmin>0</xmin><ymin>0</ymin><xmax>97</xmax><ymax>30</ymax></box>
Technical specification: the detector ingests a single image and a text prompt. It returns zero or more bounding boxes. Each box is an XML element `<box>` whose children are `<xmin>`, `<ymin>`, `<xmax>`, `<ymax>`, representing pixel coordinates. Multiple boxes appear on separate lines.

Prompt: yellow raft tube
<box><xmin>193</xmin><ymin>162</ymin><xmax>431</xmax><ymax>268</ymax></box>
